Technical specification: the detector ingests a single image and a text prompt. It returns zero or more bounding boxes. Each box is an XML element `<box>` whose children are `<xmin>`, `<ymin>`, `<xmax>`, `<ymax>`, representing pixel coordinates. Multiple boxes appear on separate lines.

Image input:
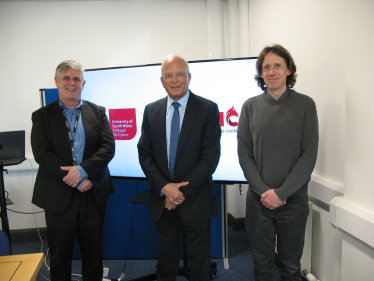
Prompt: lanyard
<box><xmin>61</xmin><ymin>107</ymin><xmax>82</xmax><ymax>166</ymax></box>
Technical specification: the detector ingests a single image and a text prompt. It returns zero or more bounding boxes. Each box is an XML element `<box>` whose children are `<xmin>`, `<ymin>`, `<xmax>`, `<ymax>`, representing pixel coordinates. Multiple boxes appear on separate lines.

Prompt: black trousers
<box><xmin>245</xmin><ymin>191</ymin><xmax>309</xmax><ymax>281</ymax></box>
<box><xmin>154</xmin><ymin>207</ymin><xmax>212</xmax><ymax>281</ymax></box>
<box><xmin>45</xmin><ymin>189</ymin><xmax>106</xmax><ymax>281</ymax></box>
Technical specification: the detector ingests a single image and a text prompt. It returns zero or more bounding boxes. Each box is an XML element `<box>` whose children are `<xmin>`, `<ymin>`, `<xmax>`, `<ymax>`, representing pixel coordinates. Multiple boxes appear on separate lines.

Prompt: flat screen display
<box><xmin>42</xmin><ymin>58</ymin><xmax>263</xmax><ymax>183</ymax></box>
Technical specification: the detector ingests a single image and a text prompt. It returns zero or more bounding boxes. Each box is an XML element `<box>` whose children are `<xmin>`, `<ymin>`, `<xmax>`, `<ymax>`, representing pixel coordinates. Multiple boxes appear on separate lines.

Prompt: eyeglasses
<box><xmin>162</xmin><ymin>72</ymin><xmax>189</xmax><ymax>79</ymax></box>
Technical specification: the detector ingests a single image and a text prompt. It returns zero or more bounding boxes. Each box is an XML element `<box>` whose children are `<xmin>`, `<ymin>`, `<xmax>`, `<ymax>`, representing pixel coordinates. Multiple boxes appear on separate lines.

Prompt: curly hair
<box><xmin>254</xmin><ymin>44</ymin><xmax>297</xmax><ymax>91</ymax></box>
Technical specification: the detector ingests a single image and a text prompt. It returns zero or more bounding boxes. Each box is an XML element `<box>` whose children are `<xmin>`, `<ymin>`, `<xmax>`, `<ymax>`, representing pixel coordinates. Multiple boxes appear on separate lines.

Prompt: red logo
<box><xmin>225</xmin><ymin>106</ymin><xmax>239</xmax><ymax>127</ymax></box>
<box><xmin>109</xmin><ymin>108</ymin><xmax>137</xmax><ymax>140</ymax></box>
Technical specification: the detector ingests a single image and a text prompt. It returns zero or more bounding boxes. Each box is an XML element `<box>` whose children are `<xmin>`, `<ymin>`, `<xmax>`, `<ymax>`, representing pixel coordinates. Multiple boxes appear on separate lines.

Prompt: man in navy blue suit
<box><xmin>138</xmin><ymin>55</ymin><xmax>221</xmax><ymax>281</ymax></box>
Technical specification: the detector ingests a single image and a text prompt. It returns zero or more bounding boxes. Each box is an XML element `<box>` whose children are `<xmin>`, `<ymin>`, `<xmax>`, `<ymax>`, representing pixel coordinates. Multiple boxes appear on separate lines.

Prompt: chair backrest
<box><xmin>0</xmin><ymin>230</ymin><xmax>10</xmax><ymax>256</ymax></box>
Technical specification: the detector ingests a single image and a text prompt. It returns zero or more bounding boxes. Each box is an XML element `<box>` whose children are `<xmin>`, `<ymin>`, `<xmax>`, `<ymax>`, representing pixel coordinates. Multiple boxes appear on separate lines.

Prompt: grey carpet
<box><xmin>11</xmin><ymin>227</ymin><xmax>281</xmax><ymax>281</ymax></box>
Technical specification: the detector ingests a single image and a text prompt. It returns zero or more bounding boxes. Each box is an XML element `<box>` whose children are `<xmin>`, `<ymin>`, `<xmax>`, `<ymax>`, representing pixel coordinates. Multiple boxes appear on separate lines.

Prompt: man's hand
<box><xmin>78</xmin><ymin>179</ymin><xmax>93</xmax><ymax>192</ymax></box>
<box><xmin>162</xmin><ymin>182</ymin><xmax>188</xmax><ymax>206</ymax></box>
<box><xmin>260</xmin><ymin>189</ymin><xmax>287</xmax><ymax>210</ymax></box>
<box><xmin>164</xmin><ymin>197</ymin><xmax>178</xmax><ymax>210</ymax></box>
<box><xmin>61</xmin><ymin>166</ymin><xmax>83</xmax><ymax>187</ymax></box>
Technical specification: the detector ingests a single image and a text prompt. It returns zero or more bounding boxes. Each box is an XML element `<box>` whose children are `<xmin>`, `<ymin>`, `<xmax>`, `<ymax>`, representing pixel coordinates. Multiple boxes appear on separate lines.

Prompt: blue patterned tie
<box><xmin>169</xmin><ymin>102</ymin><xmax>180</xmax><ymax>180</ymax></box>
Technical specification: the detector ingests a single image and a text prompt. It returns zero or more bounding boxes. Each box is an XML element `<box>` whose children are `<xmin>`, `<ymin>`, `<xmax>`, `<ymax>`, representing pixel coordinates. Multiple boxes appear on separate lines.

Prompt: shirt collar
<box><xmin>265</xmin><ymin>88</ymin><xmax>291</xmax><ymax>101</ymax></box>
<box><xmin>167</xmin><ymin>90</ymin><xmax>190</xmax><ymax>109</ymax></box>
<box><xmin>59</xmin><ymin>99</ymin><xmax>83</xmax><ymax>110</ymax></box>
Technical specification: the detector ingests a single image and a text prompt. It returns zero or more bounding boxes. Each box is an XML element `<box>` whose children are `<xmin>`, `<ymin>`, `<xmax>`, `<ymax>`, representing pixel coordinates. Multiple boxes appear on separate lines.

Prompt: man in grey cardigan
<box><xmin>237</xmin><ymin>44</ymin><xmax>319</xmax><ymax>281</ymax></box>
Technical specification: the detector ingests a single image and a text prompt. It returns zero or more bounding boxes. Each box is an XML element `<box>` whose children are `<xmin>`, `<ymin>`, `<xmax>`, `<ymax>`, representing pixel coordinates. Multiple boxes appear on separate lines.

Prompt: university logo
<box><xmin>109</xmin><ymin>108</ymin><xmax>137</xmax><ymax>140</ymax></box>
<box><xmin>220</xmin><ymin>106</ymin><xmax>239</xmax><ymax>127</ymax></box>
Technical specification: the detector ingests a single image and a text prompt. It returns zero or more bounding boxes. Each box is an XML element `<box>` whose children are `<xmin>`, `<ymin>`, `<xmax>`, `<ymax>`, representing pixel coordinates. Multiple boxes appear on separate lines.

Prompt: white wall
<box><xmin>344</xmin><ymin>0</ymin><xmax>374</xmax><ymax>215</ymax></box>
<box><xmin>0</xmin><ymin>1</ymin><xmax>208</xmax><ymax>156</ymax></box>
<box><xmin>342</xmin><ymin>0</ymin><xmax>374</xmax><ymax>280</ymax></box>
<box><xmin>1</xmin><ymin>0</ymin><xmax>374</xmax><ymax>280</ymax></box>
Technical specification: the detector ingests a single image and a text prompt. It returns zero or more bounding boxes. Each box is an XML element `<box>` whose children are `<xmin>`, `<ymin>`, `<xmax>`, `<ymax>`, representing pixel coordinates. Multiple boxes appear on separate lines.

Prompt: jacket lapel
<box><xmin>52</xmin><ymin>100</ymin><xmax>71</xmax><ymax>146</ymax></box>
<box><xmin>176</xmin><ymin>92</ymin><xmax>199</xmax><ymax>162</ymax></box>
<box><xmin>81</xmin><ymin>101</ymin><xmax>91</xmax><ymax>157</ymax></box>
<box><xmin>156</xmin><ymin>97</ymin><xmax>168</xmax><ymax>168</ymax></box>
<box><xmin>81</xmin><ymin>101</ymin><xmax>90</xmax><ymax>132</ymax></box>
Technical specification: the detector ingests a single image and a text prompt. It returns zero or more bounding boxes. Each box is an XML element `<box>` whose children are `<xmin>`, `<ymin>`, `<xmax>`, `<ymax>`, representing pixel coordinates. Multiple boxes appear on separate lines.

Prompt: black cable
<box><xmin>121</xmin><ymin>181</ymin><xmax>138</xmax><ymax>274</ymax></box>
<box><xmin>5</xmin><ymin>182</ymin><xmax>44</xmax><ymax>214</ymax></box>
<box><xmin>7</xmin><ymin>208</ymin><xmax>44</xmax><ymax>214</ymax></box>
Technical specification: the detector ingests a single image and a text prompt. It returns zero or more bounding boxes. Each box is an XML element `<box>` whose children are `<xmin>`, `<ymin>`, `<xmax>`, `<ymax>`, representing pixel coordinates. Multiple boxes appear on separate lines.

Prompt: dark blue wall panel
<box><xmin>44</xmin><ymin>88</ymin><xmax>59</xmax><ymax>105</ymax></box>
<box><xmin>73</xmin><ymin>180</ymin><xmax>223</xmax><ymax>259</ymax></box>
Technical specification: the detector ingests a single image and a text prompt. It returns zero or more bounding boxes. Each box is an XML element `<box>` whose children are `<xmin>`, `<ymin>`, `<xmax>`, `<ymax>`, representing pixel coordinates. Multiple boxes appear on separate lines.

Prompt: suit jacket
<box><xmin>138</xmin><ymin>92</ymin><xmax>221</xmax><ymax>222</ymax></box>
<box><xmin>31</xmin><ymin>99</ymin><xmax>115</xmax><ymax>213</ymax></box>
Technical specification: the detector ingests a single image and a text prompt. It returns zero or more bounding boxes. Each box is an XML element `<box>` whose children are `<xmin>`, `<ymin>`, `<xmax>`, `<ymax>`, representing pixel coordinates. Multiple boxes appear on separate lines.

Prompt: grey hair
<box><xmin>55</xmin><ymin>60</ymin><xmax>85</xmax><ymax>81</ymax></box>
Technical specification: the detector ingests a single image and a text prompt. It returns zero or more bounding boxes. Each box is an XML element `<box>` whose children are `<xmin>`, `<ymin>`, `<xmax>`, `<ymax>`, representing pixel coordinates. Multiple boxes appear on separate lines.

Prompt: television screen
<box><xmin>42</xmin><ymin>58</ymin><xmax>263</xmax><ymax>183</ymax></box>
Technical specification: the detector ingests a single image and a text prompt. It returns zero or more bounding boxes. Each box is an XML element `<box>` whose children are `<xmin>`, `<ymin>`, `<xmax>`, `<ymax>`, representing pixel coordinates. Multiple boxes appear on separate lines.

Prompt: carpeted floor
<box><xmin>11</xmin><ymin>227</ymin><xmax>281</xmax><ymax>281</ymax></box>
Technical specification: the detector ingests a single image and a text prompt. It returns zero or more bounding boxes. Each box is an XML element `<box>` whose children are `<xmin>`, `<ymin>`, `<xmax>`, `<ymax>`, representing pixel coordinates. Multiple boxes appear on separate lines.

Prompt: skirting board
<box><xmin>227</xmin><ymin>213</ymin><xmax>245</xmax><ymax>231</ymax></box>
<box><xmin>9</xmin><ymin>227</ymin><xmax>48</xmax><ymax>243</ymax></box>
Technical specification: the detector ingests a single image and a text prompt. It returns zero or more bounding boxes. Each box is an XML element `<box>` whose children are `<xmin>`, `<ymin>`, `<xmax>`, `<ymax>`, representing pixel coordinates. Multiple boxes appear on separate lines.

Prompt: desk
<box><xmin>0</xmin><ymin>253</ymin><xmax>44</xmax><ymax>281</ymax></box>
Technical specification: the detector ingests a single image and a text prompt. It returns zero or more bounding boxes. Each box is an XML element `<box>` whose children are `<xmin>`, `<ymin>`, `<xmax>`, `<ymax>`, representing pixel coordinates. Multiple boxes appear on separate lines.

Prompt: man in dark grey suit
<box><xmin>138</xmin><ymin>55</ymin><xmax>221</xmax><ymax>281</ymax></box>
<box><xmin>31</xmin><ymin>60</ymin><xmax>115</xmax><ymax>281</ymax></box>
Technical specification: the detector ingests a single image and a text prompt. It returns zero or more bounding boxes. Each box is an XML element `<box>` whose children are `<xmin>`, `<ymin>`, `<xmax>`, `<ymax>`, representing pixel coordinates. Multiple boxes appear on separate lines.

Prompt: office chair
<box><xmin>0</xmin><ymin>229</ymin><xmax>11</xmax><ymax>256</ymax></box>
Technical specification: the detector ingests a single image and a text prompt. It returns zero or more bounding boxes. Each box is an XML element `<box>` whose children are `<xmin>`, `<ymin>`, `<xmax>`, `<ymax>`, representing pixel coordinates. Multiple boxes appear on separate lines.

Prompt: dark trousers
<box><xmin>154</xmin><ymin>207</ymin><xmax>212</xmax><ymax>281</ymax></box>
<box><xmin>245</xmin><ymin>191</ymin><xmax>309</xmax><ymax>281</ymax></box>
<box><xmin>45</xmin><ymin>189</ymin><xmax>106</xmax><ymax>281</ymax></box>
